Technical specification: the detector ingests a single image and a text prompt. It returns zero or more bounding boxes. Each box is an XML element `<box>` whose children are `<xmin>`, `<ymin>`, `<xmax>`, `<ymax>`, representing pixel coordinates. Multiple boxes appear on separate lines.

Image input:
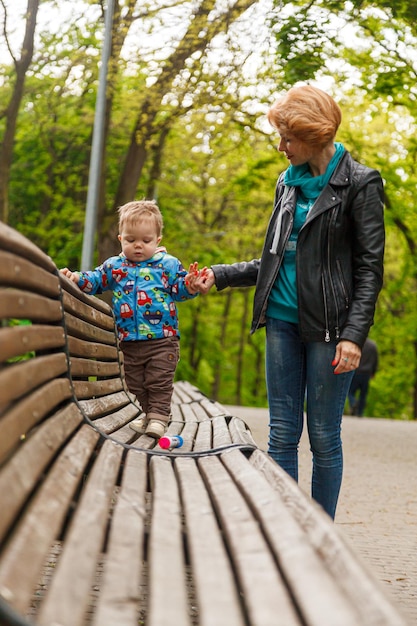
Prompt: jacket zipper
<box><xmin>258</xmin><ymin>211</ymin><xmax>294</xmax><ymax>329</ymax></box>
<box><xmin>321</xmin><ymin>275</ymin><xmax>330</xmax><ymax>342</ymax></box>
<box><xmin>326</xmin><ymin>208</ymin><xmax>340</xmax><ymax>341</ymax></box>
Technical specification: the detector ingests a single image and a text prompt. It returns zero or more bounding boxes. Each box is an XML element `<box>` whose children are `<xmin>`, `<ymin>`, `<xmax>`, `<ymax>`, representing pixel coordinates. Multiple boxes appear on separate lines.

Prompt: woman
<box><xmin>197</xmin><ymin>85</ymin><xmax>385</xmax><ymax>519</ymax></box>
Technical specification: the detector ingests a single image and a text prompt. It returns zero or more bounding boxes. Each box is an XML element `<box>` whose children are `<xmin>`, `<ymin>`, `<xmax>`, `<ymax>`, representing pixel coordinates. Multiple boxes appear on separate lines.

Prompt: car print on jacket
<box><xmin>75</xmin><ymin>247</ymin><xmax>196</xmax><ymax>342</ymax></box>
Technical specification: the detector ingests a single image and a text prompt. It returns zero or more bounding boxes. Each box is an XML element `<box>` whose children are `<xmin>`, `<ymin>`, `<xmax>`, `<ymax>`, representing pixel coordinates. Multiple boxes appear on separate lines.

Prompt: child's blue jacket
<box><xmin>77</xmin><ymin>248</ymin><xmax>196</xmax><ymax>341</ymax></box>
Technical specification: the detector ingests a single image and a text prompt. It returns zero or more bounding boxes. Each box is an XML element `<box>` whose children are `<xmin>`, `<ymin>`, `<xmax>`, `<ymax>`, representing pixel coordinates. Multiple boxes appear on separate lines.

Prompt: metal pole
<box><xmin>81</xmin><ymin>0</ymin><xmax>114</xmax><ymax>270</ymax></box>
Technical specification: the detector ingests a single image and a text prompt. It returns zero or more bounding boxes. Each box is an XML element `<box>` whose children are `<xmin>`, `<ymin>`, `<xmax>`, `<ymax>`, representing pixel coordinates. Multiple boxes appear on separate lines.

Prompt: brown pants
<box><xmin>120</xmin><ymin>337</ymin><xmax>179</xmax><ymax>424</ymax></box>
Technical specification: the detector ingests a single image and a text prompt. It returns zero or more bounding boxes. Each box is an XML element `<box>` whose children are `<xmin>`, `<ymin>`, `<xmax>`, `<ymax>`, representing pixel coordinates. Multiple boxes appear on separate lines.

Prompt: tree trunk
<box><xmin>413</xmin><ymin>338</ymin><xmax>417</xmax><ymax>420</ymax></box>
<box><xmin>235</xmin><ymin>289</ymin><xmax>250</xmax><ymax>404</ymax></box>
<box><xmin>188</xmin><ymin>300</ymin><xmax>202</xmax><ymax>373</ymax></box>
<box><xmin>249</xmin><ymin>334</ymin><xmax>265</xmax><ymax>401</ymax></box>
<box><xmin>211</xmin><ymin>290</ymin><xmax>233</xmax><ymax>400</ymax></box>
<box><xmin>98</xmin><ymin>0</ymin><xmax>257</xmax><ymax>261</ymax></box>
<box><xmin>0</xmin><ymin>0</ymin><xmax>39</xmax><ymax>223</ymax></box>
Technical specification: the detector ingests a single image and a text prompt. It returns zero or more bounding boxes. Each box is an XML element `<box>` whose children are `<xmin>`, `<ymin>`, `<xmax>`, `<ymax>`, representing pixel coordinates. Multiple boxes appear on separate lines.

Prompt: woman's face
<box><xmin>277</xmin><ymin>131</ymin><xmax>315</xmax><ymax>167</ymax></box>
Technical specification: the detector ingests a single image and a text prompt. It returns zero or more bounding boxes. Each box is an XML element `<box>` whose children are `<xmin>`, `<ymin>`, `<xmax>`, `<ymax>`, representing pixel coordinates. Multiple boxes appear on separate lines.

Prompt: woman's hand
<box><xmin>332</xmin><ymin>340</ymin><xmax>361</xmax><ymax>375</ymax></box>
<box><xmin>194</xmin><ymin>267</ymin><xmax>215</xmax><ymax>294</ymax></box>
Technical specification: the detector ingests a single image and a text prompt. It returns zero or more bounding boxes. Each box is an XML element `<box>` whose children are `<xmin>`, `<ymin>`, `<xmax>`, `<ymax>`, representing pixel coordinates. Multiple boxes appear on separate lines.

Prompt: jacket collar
<box><xmin>328</xmin><ymin>151</ymin><xmax>353</xmax><ymax>188</ymax></box>
<box><xmin>304</xmin><ymin>153</ymin><xmax>354</xmax><ymax>223</ymax></box>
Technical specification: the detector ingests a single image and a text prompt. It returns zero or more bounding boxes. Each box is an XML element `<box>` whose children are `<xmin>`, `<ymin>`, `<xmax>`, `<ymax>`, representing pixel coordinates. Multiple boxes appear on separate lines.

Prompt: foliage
<box><xmin>1</xmin><ymin>0</ymin><xmax>417</xmax><ymax>416</ymax></box>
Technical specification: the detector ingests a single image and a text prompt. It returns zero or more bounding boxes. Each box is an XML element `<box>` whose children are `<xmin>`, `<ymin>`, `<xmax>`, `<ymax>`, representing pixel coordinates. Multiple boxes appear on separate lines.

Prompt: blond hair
<box><xmin>267</xmin><ymin>85</ymin><xmax>341</xmax><ymax>147</ymax></box>
<box><xmin>117</xmin><ymin>200</ymin><xmax>163</xmax><ymax>236</ymax></box>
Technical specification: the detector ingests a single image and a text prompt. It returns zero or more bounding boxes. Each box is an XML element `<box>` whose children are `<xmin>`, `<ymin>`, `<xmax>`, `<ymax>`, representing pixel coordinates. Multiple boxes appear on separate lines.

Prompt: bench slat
<box><xmin>67</xmin><ymin>334</ymin><xmax>119</xmax><ymax>360</ymax></box>
<box><xmin>178</xmin><ymin>402</ymin><xmax>199</xmax><ymax>423</ymax></box>
<box><xmin>176</xmin><ymin>457</ymin><xmax>245</xmax><ymax>626</ymax></box>
<box><xmin>62</xmin><ymin>290</ymin><xmax>115</xmax><ymax>331</ymax></box>
<box><xmin>65</xmin><ymin>311</ymin><xmax>116</xmax><ymax>345</ymax></box>
<box><xmin>0</xmin><ymin>425</ymin><xmax>100</xmax><ymax>613</ymax></box>
<box><xmin>200</xmin><ymin>398</ymin><xmax>228</xmax><ymax>418</ymax></box>
<box><xmin>60</xmin><ymin>275</ymin><xmax>113</xmax><ymax>315</ymax></box>
<box><xmin>38</xmin><ymin>439</ymin><xmax>123</xmax><ymax>626</ymax></box>
<box><xmin>171</xmin><ymin>384</ymin><xmax>194</xmax><ymax>403</ymax></box>
<box><xmin>222</xmin><ymin>449</ymin><xmax>359</xmax><ymax>626</ymax></box>
<box><xmin>176</xmin><ymin>423</ymin><xmax>198</xmax><ymax>452</ymax></box>
<box><xmin>0</xmin><ymin>353</ymin><xmax>68</xmax><ymax>406</ymax></box>
<box><xmin>173</xmin><ymin>381</ymin><xmax>206</xmax><ymax>402</ymax></box>
<box><xmin>0</xmin><ymin>379</ymin><xmax>73</xmax><ymax>463</ymax></box>
<box><xmin>211</xmin><ymin>415</ymin><xmax>232</xmax><ymax>448</ymax></box>
<box><xmin>193</xmin><ymin>419</ymin><xmax>212</xmax><ymax>451</ymax></box>
<box><xmin>0</xmin><ymin>288</ymin><xmax>63</xmax><ymax>321</ymax></box>
<box><xmin>72</xmin><ymin>378</ymin><xmax>124</xmax><ymax>399</ymax></box>
<box><xmin>113</xmin><ymin>429</ymin><xmax>154</xmax><ymax>446</ymax></box>
<box><xmin>0</xmin><ymin>222</ymin><xmax>57</xmax><ymax>272</ymax></box>
<box><xmin>199</xmin><ymin>455</ymin><xmax>300</xmax><ymax>626</ymax></box>
<box><xmin>70</xmin><ymin>356</ymin><xmax>121</xmax><ymax>378</ymax></box>
<box><xmin>170</xmin><ymin>403</ymin><xmax>183</xmax><ymax>423</ymax></box>
<box><xmin>93</xmin><ymin>450</ymin><xmax>147</xmax><ymax>626</ymax></box>
<box><xmin>0</xmin><ymin>325</ymin><xmax>65</xmax><ymax>362</ymax></box>
<box><xmin>92</xmin><ymin>404</ymin><xmax>141</xmax><ymax>434</ymax></box>
<box><xmin>0</xmin><ymin>404</ymin><xmax>83</xmax><ymax>542</ymax></box>
<box><xmin>78</xmin><ymin>391</ymin><xmax>132</xmax><ymax>419</ymax></box>
<box><xmin>228</xmin><ymin>416</ymin><xmax>258</xmax><ymax>447</ymax></box>
<box><xmin>187</xmin><ymin>401</ymin><xmax>212</xmax><ymax>422</ymax></box>
<box><xmin>0</xmin><ymin>250</ymin><xmax>60</xmax><ymax>296</ymax></box>
<box><xmin>148</xmin><ymin>456</ymin><xmax>190</xmax><ymax>626</ymax></box>
<box><xmin>249</xmin><ymin>449</ymin><xmax>406</xmax><ymax>626</ymax></box>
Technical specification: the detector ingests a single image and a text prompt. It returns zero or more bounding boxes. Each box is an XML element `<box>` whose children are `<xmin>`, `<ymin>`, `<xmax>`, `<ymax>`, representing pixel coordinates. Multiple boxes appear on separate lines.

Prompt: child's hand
<box><xmin>185</xmin><ymin>262</ymin><xmax>200</xmax><ymax>294</ymax></box>
<box><xmin>184</xmin><ymin>264</ymin><xmax>215</xmax><ymax>295</ymax></box>
<box><xmin>60</xmin><ymin>268</ymin><xmax>81</xmax><ymax>285</ymax></box>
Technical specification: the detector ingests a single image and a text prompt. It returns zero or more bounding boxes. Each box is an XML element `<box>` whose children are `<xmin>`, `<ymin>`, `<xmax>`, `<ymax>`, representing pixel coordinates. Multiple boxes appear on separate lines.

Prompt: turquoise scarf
<box><xmin>283</xmin><ymin>142</ymin><xmax>345</xmax><ymax>199</ymax></box>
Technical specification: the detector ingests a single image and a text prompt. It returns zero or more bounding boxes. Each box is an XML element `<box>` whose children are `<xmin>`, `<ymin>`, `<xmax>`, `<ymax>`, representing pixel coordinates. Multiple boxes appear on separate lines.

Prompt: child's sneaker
<box><xmin>145</xmin><ymin>420</ymin><xmax>166</xmax><ymax>439</ymax></box>
<box><xmin>129</xmin><ymin>416</ymin><xmax>147</xmax><ymax>434</ymax></box>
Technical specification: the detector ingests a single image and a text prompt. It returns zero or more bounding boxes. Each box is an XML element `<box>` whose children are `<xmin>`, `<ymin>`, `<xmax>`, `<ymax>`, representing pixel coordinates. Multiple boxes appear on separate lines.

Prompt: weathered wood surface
<box><xmin>0</xmin><ymin>221</ymin><xmax>407</xmax><ymax>626</ymax></box>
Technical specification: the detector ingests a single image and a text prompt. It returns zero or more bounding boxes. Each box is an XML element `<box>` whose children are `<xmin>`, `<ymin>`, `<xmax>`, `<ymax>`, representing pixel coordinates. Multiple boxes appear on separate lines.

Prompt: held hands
<box><xmin>332</xmin><ymin>340</ymin><xmax>361</xmax><ymax>375</ymax></box>
<box><xmin>185</xmin><ymin>264</ymin><xmax>215</xmax><ymax>295</ymax></box>
<box><xmin>195</xmin><ymin>268</ymin><xmax>215</xmax><ymax>294</ymax></box>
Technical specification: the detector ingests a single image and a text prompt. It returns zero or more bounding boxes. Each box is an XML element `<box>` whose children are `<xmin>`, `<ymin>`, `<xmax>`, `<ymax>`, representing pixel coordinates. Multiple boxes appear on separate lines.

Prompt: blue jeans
<box><xmin>265</xmin><ymin>318</ymin><xmax>354</xmax><ymax>519</ymax></box>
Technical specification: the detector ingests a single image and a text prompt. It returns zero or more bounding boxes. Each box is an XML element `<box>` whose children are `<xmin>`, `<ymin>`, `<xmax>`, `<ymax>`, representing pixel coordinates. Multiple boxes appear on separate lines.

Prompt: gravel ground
<box><xmin>225</xmin><ymin>405</ymin><xmax>417</xmax><ymax>626</ymax></box>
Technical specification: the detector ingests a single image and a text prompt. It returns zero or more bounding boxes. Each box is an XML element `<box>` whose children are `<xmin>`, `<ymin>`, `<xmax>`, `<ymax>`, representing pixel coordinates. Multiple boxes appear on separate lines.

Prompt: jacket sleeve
<box><xmin>77</xmin><ymin>265</ymin><xmax>108</xmax><ymax>294</ymax></box>
<box><xmin>212</xmin><ymin>259</ymin><xmax>260</xmax><ymax>291</ymax></box>
<box><xmin>339</xmin><ymin>168</ymin><xmax>385</xmax><ymax>347</ymax></box>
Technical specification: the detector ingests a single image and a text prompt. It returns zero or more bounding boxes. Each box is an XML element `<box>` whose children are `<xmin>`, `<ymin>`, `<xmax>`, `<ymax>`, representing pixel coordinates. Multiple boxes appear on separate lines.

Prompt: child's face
<box><xmin>118</xmin><ymin>218</ymin><xmax>161</xmax><ymax>263</ymax></box>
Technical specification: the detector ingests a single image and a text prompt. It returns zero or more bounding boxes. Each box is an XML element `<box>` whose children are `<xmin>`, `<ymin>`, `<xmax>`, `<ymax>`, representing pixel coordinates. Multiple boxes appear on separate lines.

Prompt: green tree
<box><xmin>3</xmin><ymin>0</ymin><xmax>417</xmax><ymax>416</ymax></box>
<box><xmin>0</xmin><ymin>0</ymin><xmax>39</xmax><ymax>223</ymax></box>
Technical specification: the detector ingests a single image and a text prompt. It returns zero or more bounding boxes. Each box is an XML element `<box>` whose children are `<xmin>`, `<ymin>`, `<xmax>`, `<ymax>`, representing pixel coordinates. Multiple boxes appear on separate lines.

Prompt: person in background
<box><xmin>348</xmin><ymin>337</ymin><xmax>379</xmax><ymax>417</ymax></box>
<box><xmin>195</xmin><ymin>85</ymin><xmax>385</xmax><ymax>519</ymax></box>
<box><xmin>61</xmin><ymin>200</ymin><xmax>199</xmax><ymax>439</ymax></box>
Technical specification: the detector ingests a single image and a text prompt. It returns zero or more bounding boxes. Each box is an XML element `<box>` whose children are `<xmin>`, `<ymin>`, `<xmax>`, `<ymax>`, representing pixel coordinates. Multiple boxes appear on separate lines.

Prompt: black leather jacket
<box><xmin>212</xmin><ymin>151</ymin><xmax>385</xmax><ymax>348</ymax></box>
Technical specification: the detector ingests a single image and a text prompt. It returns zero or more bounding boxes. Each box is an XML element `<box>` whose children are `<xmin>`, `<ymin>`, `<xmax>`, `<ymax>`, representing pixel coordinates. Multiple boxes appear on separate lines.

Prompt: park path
<box><xmin>225</xmin><ymin>405</ymin><xmax>417</xmax><ymax>626</ymax></box>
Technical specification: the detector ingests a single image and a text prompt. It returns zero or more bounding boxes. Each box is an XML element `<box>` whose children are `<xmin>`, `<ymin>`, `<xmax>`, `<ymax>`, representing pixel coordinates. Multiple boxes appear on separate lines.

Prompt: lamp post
<box><xmin>81</xmin><ymin>0</ymin><xmax>114</xmax><ymax>270</ymax></box>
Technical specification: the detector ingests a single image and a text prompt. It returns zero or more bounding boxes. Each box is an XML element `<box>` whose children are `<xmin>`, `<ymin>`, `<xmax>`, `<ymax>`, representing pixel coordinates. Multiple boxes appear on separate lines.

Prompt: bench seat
<box><xmin>0</xmin><ymin>222</ymin><xmax>406</xmax><ymax>626</ymax></box>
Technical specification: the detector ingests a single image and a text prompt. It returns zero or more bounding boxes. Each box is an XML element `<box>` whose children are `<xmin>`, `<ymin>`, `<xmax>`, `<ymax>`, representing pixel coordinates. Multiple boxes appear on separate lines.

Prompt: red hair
<box><xmin>267</xmin><ymin>85</ymin><xmax>341</xmax><ymax>146</ymax></box>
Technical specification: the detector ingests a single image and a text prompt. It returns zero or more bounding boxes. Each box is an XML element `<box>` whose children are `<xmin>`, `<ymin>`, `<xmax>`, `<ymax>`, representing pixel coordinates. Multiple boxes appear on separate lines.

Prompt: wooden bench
<box><xmin>0</xmin><ymin>221</ymin><xmax>407</xmax><ymax>626</ymax></box>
